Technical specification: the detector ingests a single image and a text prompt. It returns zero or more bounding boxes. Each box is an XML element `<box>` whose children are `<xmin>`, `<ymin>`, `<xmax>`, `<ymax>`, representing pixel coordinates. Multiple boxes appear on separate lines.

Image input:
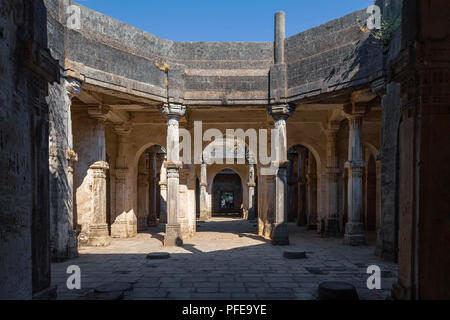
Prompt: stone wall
<box><xmin>58</xmin><ymin>1</ymin><xmax>384</xmax><ymax>106</ymax></box>
<box><xmin>0</xmin><ymin>0</ymin><xmax>59</xmax><ymax>299</ymax></box>
<box><xmin>286</xmin><ymin>9</ymin><xmax>383</xmax><ymax>101</ymax></box>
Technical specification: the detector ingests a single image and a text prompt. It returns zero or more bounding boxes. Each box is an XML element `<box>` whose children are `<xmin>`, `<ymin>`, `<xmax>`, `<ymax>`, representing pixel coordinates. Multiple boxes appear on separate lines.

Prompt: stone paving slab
<box><xmin>52</xmin><ymin>218</ymin><xmax>397</xmax><ymax>300</ymax></box>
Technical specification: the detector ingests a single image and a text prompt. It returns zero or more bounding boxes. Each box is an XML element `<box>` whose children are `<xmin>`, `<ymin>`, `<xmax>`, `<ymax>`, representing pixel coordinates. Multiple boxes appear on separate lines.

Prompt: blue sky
<box><xmin>76</xmin><ymin>0</ymin><xmax>373</xmax><ymax>42</ymax></box>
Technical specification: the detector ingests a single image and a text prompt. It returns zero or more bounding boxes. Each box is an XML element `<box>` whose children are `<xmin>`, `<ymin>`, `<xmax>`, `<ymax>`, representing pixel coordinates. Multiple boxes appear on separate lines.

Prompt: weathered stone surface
<box><xmin>111</xmin><ymin>210</ymin><xmax>138</xmax><ymax>239</ymax></box>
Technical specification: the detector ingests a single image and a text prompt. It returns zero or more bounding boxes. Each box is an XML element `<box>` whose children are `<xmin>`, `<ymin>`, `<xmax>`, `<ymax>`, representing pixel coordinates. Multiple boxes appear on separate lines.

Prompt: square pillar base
<box><xmin>87</xmin><ymin>224</ymin><xmax>110</xmax><ymax>247</ymax></box>
<box><xmin>344</xmin><ymin>222</ymin><xmax>366</xmax><ymax>246</ymax></box>
<box><xmin>164</xmin><ymin>224</ymin><xmax>183</xmax><ymax>246</ymax></box>
<box><xmin>198</xmin><ymin>211</ymin><xmax>210</xmax><ymax>222</ymax></box>
<box><xmin>147</xmin><ymin>214</ymin><xmax>158</xmax><ymax>227</ymax></box>
<box><xmin>271</xmin><ymin>223</ymin><xmax>290</xmax><ymax>245</ymax></box>
<box><xmin>159</xmin><ymin>214</ymin><xmax>167</xmax><ymax>224</ymax></box>
<box><xmin>325</xmin><ymin>218</ymin><xmax>340</xmax><ymax>236</ymax></box>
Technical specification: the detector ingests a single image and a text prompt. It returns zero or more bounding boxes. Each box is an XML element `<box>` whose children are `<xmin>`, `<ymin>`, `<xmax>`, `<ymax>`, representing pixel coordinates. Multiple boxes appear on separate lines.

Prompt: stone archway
<box><xmin>287</xmin><ymin>144</ymin><xmax>319</xmax><ymax>230</ymax></box>
<box><xmin>211</xmin><ymin>169</ymin><xmax>244</xmax><ymax>217</ymax></box>
<box><xmin>136</xmin><ymin>144</ymin><xmax>166</xmax><ymax>231</ymax></box>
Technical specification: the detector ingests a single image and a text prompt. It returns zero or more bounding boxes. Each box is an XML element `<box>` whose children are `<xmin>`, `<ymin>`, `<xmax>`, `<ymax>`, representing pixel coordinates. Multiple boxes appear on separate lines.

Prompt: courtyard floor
<box><xmin>51</xmin><ymin>218</ymin><xmax>397</xmax><ymax>300</ymax></box>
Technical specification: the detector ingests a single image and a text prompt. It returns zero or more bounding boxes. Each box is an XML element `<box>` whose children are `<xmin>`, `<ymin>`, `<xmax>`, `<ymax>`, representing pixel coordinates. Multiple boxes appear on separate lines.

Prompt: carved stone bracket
<box><xmin>161</xmin><ymin>103</ymin><xmax>186</xmax><ymax>119</ymax></box>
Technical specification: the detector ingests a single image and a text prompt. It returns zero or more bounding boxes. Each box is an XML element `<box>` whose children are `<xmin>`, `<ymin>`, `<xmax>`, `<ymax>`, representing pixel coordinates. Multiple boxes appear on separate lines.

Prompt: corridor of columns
<box><xmin>69</xmin><ymin>88</ymin><xmax>384</xmax><ymax>246</ymax></box>
<box><xmin>42</xmin><ymin>2</ymin><xmax>401</xmax><ymax>300</ymax></box>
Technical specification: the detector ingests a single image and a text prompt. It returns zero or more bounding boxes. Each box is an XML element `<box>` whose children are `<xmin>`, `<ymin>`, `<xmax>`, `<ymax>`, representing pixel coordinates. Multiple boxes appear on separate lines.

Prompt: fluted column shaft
<box><xmin>159</xmin><ymin>159</ymin><xmax>168</xmax><ymax>223</ymax></box>
<box><xmin>325</xmin><ymin>123</ymin><xmax>341</xmax><ymax>235</ymax></box>
<box><xmin>248</xmin><ymin>163</ymin><xmax>256</xmax><ymax>220</ymax></box>
<box><xmin>161</xmin><ymin>103</ymin><xmax>186</xmax><ymax>246</ymax></box>
<box><xmin>86</xmin><ymin>107</ymin><xmax>110</xmax><ymax>246</ymax></box>
<box><xmin>199</xmin><ymin>161</ymin><xmax>210</xmax><ymax>221</ymax></box>
<box><xmin>344</xmin><ymin>113</ymin><xmax>366</xmax><ymax>245</ymax></box>
<box><xmin>269</xmin><ymin>104</ymin><xmax>294</xmax><ymax>245</ymax></box>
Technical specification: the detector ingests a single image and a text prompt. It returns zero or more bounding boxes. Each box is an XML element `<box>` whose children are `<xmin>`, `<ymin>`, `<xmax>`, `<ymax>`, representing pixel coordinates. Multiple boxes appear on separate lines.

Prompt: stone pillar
<box><xmin>85</xmin><ymin>107</ymin><xmax>110</xmax><ymax>246</ymax></box>
<box><xmin>199</xmin><ymin>160</ymin><xmax>210</xmax><ymax>221</ymax></box>
<box><xmin>113</xmin><ymin>125</ymin><xmax>131</xmax><ymax>218</ymax></box>
<box><xmin>344</xmin><ymin>108</ymin><xmax>366</xmax><ymax>246</ymax></box>
<box><xmin>159</xmin><ymin>158</ymin><xmax>168</xmax><ymax>223</ymax></box>
<box><xmin>247</xmin><ymin>163</ymin><xmax>256</xmax><ymax>220</ymax></box>
<box><xmin>269</xmin><ymin>104</ymin><xmax>294</xmax><ymax>245</ymax></box>
<box><xmin>287</xmin><ymin>151</ymin><xmax>296</xmax><ymax>222</ymax></box>
<box><xmin>88</xmin><ymin>161</ymin><xmax>110</xmax><ymax>246</ymax></box>
<box><xmin>161</xmin><ymin>103</ymin><xmax>186</xmax><ymax>246</ymax></box>
<box><xmin>306</xmin><ymin>151</ymin><xmax>318</xmax><ymax>230</ymax></box>
<box><xmin>137</xmin><ymin>153</ymin><xmax>149</xmax><ymax>231</ymax></box>
<box><xmin>148</xmin><ymin>152</ymin><xmax>158</xmax><ymax>226</ymax></box>
<box><xmin>375</xmin><ymin>82</ymin><xmax>400</xmax><ymax>261</ymax></box>
<box><xmin>375</xmin><ymin>158</ymin><xmax>382</xmax><ymax>231</ymax></box>
<box><xmin>49</xmin><ymin>78</ymin><xmax>81</xmax><ymax>261</ymax></box>
<box><xmin>325</xmin><ymin>121</ymin><xmax>341</xmax><ymax>236</ymax></box>
<box><xmin>296</xmin><ymin>148</ymin><xmax>308</xmax><ymax>226</ymax></box>
<box><xmin>111</xmin><ymin>124</ymin><xmax>137</xmax><ymax>238</ymax></box>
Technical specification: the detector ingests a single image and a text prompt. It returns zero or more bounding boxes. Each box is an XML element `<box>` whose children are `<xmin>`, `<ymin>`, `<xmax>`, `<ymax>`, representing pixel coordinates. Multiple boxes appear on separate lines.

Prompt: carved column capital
<box><xmin>268</xmin><ymin>103</ymin><xmax>295</xmax><ymax>121</ymax></box>
<box><xmin>90</xmin><ymin>161</ymin><xmax>109</xmax><ymax>178</ymax></box>
<box><xmin>161</xmin><ymin>103</ymin><xmax>186</xmax><ymax>119</ymax></box>
<box><xmin>114</xmin><ymin>124</ymin><xmax>133</xmax><ymax>136</ymax></box>
<box><xmin>88</xmin><ymin>104</ymin><xmax>110</xmax><ymax>122</ymax></box>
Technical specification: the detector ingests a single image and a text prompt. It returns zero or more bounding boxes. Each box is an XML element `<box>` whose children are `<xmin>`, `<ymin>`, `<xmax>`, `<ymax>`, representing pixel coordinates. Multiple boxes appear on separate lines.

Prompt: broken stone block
<box><xmin>111</xmin><ymin>210</ymin><xmax>137</xmax><ymax>238</ymax></box>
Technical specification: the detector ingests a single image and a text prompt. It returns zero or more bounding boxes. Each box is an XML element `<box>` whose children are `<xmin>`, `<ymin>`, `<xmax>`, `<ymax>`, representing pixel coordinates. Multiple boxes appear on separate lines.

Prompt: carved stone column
<box><xmin>49</xmin><ymin>77</ymin><xmax>81</xmax><ymax>260</ymax></box>
<box><xmin>159</xmin><ymin>157</ymin><xmax>168</xmax><ymax>223</ymax></box>
<box><xmin>269</xmin><ymin>103</ymin><xmax>294</xmax><ymax>245</ymax></box>
<box><xmin>88</xmin><ymin>161</ymin><xmax>110</xmax><ymax>246</ymax></box>
<box><xmin>111</xmin><ymin>124</ymin><xmax>137</xmax><ymax>238</ymax></box>
<box><xmin>375</xmin><ymin>158</ymin><xmax>382</xmax><ymax>231</ymax></box>
<box><xmin>137</xmin><ymin>153</ymin><xmax>149</xmax><ymax>231</ymax></box>
<box><xmin>344</xmin><ymin>106</ymin><xmax>366</xmax><ymax>245</ymax></box>
<box><xmin>161</xmin><ymin>103</ymin><xmax>186</xmax><ymax>246</ymax></box>
<box><xmin>85</xmin><ymin>106</ymin><xmax>110</xmax><ymax>246</ymax></box>
<box><xmin>306</xmin><ymin>151</ymin><xmax>318</xmax><ymax>230</ymax></box>
<box><xmin>199</xmin><ymin>160</ymin><xmax>210</xmax><ymax>221</ymax></box>
<box><xmin>247</xmin><ymin>162</ymin><xmax>256</xmax><ymax>220</ymax></box>
<box><xmin>65</xmin><ymin>79</ymin><xmax>81</xmax><ymax>258</ymax></box>
<box><xmin>148</xmin><ymin>152</ymin><xmax>158</xmax><ymax>226</ymax></box>
<box><xmin>113</xmin><ymin>125</ymin><xmax>132</xmax><ymax>218</ymax></box>
<box><xmin>296</xmin><ymin>148</ymin><xmax>308</xmax><ymax>226</ymax></box>
<box><xmin>325</xmin><ymin>121</ymin><xmax>341</xmax><ymax>236</ymax></box>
